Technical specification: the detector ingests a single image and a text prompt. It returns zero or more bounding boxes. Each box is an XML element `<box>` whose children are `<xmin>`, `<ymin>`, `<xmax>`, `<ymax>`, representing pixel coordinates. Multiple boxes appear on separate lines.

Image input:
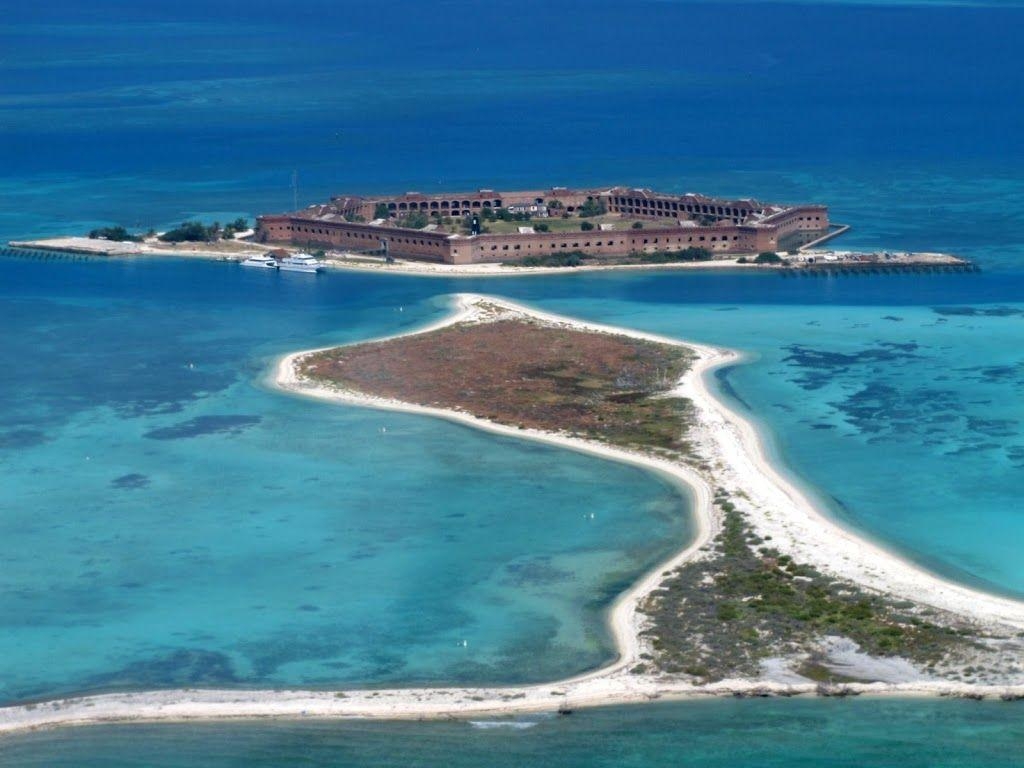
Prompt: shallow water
<box><xmin>0</xmin><ymin>259</ymin><xmax>690</xmax><ymax>702</ymax></box>
<box><xmin>3</xmin><ymin>0</ymin><xmax>1024</xmax><ymax>756</ymax></box>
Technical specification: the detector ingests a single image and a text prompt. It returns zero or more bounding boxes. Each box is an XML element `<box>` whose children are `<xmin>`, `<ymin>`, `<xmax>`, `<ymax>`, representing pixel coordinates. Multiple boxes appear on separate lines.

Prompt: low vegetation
<box><xmin>88</xmin><ymin>226</ymin><xmax>142</xmax><ymax>242</ymax></box>
<box><xmin>503</xmin><ymin>246</ymin><xmax>715</xmax><ymax>269</ymax></box>
<box><xmin>396</xmin><ymin>211</ymin><xmax>430</xmax><ymax>229</ymax></box>
<box><xmin>642</xmin><ymin>492</ymin><xmax>976</xmax><ymax>683</ymax></box>
<box><xmin>754</xmin><ymin>251</ymin><xmax>785</xmax><ymax>264</ymax></box>
<box><xmin>220</xmin><ymin>217</ymin><xmax>249</xmax><ymax>239</ymax></box>
<box><xmin>299</xmin><ymin>316</ymin><xmax>696</xmax><ymax>457</ymax></box>
<box><xmin>519</xmin><ymin>251</ymin><xmax>589</xmax><ymax>267</ymax></box>
<box><xmin>157</xmin><ymin>218</ymin><xmax>249</xmax><ymax>242</ymax></box>
<box><xmin>634</xmin><ymin>247</ymin><xmax>711</xmax><ymax>264</ymax></box>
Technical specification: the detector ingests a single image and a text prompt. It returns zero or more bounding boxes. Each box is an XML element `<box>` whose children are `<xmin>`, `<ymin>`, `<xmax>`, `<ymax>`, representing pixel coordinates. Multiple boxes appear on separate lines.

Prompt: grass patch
<box><xmin>641</xmin><ymin>492</ymin><xmax>975</xmax><ymax>683</ymax></box>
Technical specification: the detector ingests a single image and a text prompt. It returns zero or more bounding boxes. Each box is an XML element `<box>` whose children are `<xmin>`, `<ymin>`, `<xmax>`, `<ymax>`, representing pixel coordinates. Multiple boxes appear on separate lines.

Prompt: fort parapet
<box><xmin>256</xmin><ymin>186</ymin><xmax>830</xmax><ymax>264</ymax></box>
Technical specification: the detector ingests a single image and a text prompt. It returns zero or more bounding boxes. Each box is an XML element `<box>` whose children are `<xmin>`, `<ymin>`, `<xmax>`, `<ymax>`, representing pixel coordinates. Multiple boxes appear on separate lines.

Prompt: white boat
<box><xmin>279</xmin><ymin>252</ymin><xmax>323</xmax><ymax>273</ymax></box>
<box><xmin>240</xmin><ymin>253</ymin><xmax>278</xmax><ymax>269</ymax></box>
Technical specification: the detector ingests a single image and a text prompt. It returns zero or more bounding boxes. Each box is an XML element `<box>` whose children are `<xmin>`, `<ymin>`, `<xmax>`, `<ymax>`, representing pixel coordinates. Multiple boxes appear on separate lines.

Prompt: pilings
<box><xmin>779</xmin><ymin>261</ymin><xmax>980</xmax><ymax>277</ymax></box>
<box><xmin>0</xmin><ymin>246</ymin><xmax>91</xmax><ymax>262</ymax></box>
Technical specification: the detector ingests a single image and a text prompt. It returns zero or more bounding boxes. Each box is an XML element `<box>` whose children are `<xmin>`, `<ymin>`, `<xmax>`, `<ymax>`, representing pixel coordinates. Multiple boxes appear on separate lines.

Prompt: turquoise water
<box><xmin>520</xmin><ymin>290</ymin><xmax>1024</xmax><ymax>597</ymax></box>
<box><xmin>0</xmin><ymin>260</ymin><xmax>690</xmax><ymax>702</ymax></box>
<box><xmin>4</xmin><ymin>0</ymin><xmax>1024</xmax><ymax>759</ymax></box>
<box><xmin>4</xmin><ymin>700</ymin><xmax>1024</xmax><ymax>767</ymax></box>
<box><xmin>4</xmin><ymin>257</ymin><xmax>1024</xmax><ymax>707</ymax></box>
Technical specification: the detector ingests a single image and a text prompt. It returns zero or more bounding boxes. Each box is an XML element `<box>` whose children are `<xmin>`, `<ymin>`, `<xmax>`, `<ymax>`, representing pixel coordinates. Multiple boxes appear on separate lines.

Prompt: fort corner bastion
<box><xmin>255</xmin><ymin>186</ymin><xmax>831</xmax><ymax>264</ymax></box>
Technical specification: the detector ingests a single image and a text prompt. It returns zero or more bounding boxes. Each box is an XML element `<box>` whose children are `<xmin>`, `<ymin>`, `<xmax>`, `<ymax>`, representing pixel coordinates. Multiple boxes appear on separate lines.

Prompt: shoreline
<box><xmin>6</xmin><ymin>238</ymin><xmax>970</xmax><ymax>278</ymax></box>
<box><xmin>2</xmin><ymin>294</ymin><xmax>1024</xmax><ymax>736</ymax></box>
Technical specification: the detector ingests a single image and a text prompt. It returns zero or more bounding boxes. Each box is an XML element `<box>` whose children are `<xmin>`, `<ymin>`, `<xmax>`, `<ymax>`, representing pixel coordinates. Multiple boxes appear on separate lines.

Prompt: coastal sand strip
<box><xmin>2</xmin><ymin>293</ymin><xmax>1024</xmax><ymax>736</ymax></box>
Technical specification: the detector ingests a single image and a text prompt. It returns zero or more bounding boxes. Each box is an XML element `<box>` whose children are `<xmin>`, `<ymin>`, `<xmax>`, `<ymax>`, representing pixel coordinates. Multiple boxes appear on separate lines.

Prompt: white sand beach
<box><xmin>320</xmin><ymin>254</ymin><xmax>754</xmax><ymax>277</ymax></box>
<box><xmin>2</xmin><ymin>293</ymin><xmax>1023</xmax><ymax>737</ymax></box>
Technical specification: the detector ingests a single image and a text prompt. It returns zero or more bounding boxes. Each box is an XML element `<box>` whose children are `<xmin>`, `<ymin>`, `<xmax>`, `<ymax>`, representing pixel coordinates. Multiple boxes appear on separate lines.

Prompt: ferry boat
<box><xmin>279</xmin><ymin>252</ymin><xmax>323</xmax><ymax>273</ymax></box>
<box><xmin>240</xmin><ymin>253</ymin><xmax>278</xmax><ymax>269</ymax></box>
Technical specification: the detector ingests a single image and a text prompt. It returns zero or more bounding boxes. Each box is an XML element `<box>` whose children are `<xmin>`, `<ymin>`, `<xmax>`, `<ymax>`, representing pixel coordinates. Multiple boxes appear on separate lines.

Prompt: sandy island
<box><xmin>2</xmin><ymin>294</ymin><xmax>1023</xmax><ymax>736</ymax></box>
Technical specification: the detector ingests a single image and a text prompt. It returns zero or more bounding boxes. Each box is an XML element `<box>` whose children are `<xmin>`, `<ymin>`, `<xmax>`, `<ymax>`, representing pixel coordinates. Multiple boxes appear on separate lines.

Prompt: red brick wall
<box><xmin>257</xmin><ymin>203</ymin><xmax>829</xmax><ymax>263</ymax></box>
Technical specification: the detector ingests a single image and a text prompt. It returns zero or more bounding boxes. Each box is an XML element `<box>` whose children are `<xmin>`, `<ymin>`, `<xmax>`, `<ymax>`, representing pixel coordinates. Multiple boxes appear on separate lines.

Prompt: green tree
<box><xmin>397</xmin><ymin>211</ymin><xmax>429</xmax><ymax>229</ymax></box>
<box><xmin>632</xmin><ymin>221</ymin><xmax>644</xmax><ymax>229</ymax></box>
<box><xmin>579</xmin><ymin>198</ymin><xmax>607</xmax><ymax>218</ymax></box>
<box><xmin>374</xmin><ymin>203</ymin><xmax>390</xmax><ymax>219</ymax></box>
<box><xmin>754</xmin><ymin>251</ymin><xmax>784</xmax><ymax>264</ymax></box>
<box><xmin>158</xmin><ymin>221</ymin><xmax>215</xmax><ymax>243</ymax></box>
<box><xmin>88</xmin><ymin>226</ymin><xmax>141</xmax><ymax>242</ymax></box>
<box><xmin>580</xmin><ymin>220</ymin><xmax>594</xmax><ymax>231</ymax></box>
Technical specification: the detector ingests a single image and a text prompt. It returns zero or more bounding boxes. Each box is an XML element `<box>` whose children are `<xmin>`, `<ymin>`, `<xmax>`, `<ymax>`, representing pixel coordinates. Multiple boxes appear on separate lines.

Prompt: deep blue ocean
<box><xmin>2</xmin><ymin>1</ymin><xmax>1024</xmax><ymax>764</ymax></box>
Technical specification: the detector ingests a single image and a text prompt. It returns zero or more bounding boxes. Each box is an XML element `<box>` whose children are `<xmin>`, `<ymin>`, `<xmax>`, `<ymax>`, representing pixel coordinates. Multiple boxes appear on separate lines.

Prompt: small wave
<box><xmin>468</xmin><ymin>720</ymin><xmax>539</xmax><ymax>730</ymax></box>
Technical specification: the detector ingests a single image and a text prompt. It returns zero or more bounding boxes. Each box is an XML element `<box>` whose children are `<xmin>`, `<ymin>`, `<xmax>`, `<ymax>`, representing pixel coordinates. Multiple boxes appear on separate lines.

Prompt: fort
<box><xmin>255</xmin><ymin>186</ymin><xmax>834</xmax><ymax>265</ymax></box>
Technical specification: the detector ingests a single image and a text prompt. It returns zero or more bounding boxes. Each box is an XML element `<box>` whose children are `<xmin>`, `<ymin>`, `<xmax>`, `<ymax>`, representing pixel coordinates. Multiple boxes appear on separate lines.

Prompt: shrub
<box><xmin>396</xmin><ymin>211</ymin><xmax>429</xmax><ymax>229</ymax></box>
<box><xmin>158</xmin><ymin>221</ymin><xmax>215</xmax><ymax>243</ymax></box>
<box><xmin>519</xmin><ymin>250</ymin><xmax>590</xmax><ymax>268</ymax></box>
<box><xmin>534</xmin><ymin>222</ymin><xmax>550</xmax><ymax>232</ymax></box>
<box><xmin>580</xmin><ymin>220</ymin><xmax>594</xmax><ymax>231</ymax></box>
<box><xmin>220</xmin><ymin>217</ymin><xmax>250</xmax><ymax>239</ymax></box>
<box><xmin>636</xmin><ymin>247</ymin><xmax>712</xmax><ymax>264</ymax></box>
<box><xmin>632</xmin><ymin>221</ymin><xmax>644</xmax><ymax>229</ymax></box>
<box><xmin>754</xmin><ymin>251</ymin><xmax>783</xmax><ymax>264</ymax></box>
<box><xmin>88</xmin><ymin>226</ymin><xmax>141</xmax><ymax>242</ymax></box>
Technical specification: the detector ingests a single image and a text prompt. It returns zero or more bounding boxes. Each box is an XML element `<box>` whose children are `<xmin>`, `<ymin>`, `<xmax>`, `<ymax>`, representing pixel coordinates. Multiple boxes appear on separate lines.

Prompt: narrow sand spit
<box><xmin>2</xmin><ymin>293</ymin><xmax>1023</xmax><ymax>737</ymax></box>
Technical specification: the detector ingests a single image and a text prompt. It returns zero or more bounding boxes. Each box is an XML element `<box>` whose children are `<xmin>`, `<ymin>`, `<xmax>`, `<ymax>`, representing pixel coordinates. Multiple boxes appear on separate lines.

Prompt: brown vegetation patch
<box><xmin>299</xmin><ymin>317</ymin><xmax>695</xmax><ymax>455</ymax></box>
